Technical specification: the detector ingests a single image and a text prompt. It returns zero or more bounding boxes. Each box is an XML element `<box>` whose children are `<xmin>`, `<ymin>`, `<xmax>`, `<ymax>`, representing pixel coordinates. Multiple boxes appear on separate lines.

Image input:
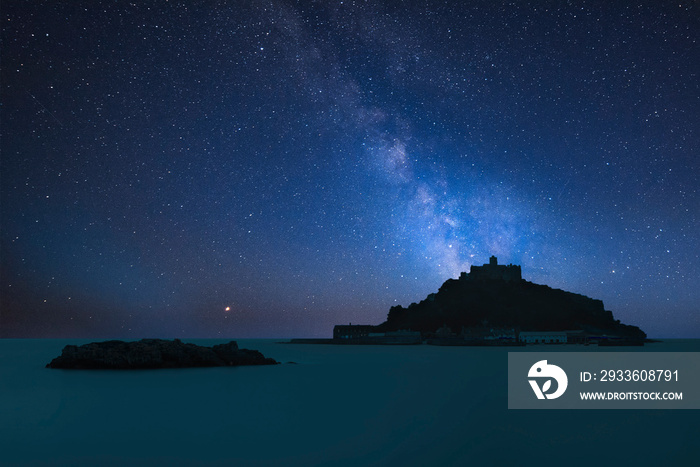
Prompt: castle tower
<box><xmin>467</xmin><ymin>255</ymin><xmax>522</xmax><ymax>282</ymax></box>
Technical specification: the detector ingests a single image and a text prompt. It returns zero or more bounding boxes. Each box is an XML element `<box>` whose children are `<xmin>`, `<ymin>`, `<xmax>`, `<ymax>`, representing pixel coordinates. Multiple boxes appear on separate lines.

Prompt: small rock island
<box><xmin>46</xmin><ymin>339</ymin><xmax>279</xmax><ymax>369</ymax></box>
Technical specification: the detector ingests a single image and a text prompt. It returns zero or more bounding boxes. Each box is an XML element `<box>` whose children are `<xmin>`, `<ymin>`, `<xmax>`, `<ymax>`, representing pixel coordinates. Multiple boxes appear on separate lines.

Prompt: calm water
<box><xmin>1</xmin><ymin>339</ymin><xmax>698</xmax><ymax>466</ymax></box>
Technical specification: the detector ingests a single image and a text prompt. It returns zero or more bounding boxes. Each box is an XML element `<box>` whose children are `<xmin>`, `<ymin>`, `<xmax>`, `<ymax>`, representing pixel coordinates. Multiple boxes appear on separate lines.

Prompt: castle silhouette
<box><xmin>460</xmin><ymin>255</ymin><xmax>522</xmax><ymax>282</ymax></box>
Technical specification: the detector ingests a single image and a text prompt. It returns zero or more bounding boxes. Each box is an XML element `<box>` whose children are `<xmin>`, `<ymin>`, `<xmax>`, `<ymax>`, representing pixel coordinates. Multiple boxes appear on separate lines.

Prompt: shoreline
<box><xmin>284</xmin><ymin>338</ymin><xmax>652</xmax><ymax>346</ymax></box>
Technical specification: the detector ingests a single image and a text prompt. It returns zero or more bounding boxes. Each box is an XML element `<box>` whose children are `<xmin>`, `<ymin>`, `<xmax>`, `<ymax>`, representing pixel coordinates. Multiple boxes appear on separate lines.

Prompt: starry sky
<box><xmin>1</xmin><ymin>1</ymin><xmax>698</xmax><ymax>339</ymax></box>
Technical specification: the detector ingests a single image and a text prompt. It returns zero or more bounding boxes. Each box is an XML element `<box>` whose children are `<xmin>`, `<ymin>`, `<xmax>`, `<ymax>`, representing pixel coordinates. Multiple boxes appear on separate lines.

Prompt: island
<box><xmin>46</xmin><ymin>339</ymin><xmax>279</xmax><ymax>369</ymax></box>
<box><xmin>292</xmin><ymin>256</ymin><xmax>647</xmax><ymax>346</ymax></box>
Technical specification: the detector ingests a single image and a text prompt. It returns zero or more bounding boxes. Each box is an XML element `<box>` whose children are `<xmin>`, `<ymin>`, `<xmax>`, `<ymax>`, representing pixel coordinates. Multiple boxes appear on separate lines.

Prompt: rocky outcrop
<box><xmin>46</xmin><ymin>339</ymin><xmax>279</xmax><ymax>369</ymax></box>
<box><xmin>377</xmin><ymin>276</ymin><xmax>646</xmax><ymax>340</ymax></box>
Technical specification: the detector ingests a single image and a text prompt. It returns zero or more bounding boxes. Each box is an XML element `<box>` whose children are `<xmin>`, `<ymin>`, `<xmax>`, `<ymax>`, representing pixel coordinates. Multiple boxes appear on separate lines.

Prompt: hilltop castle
<box><xmin>459</xmin><ymin>256</ymin><xmax>522</xmax><ymax>282</ymax></box>
<box><xmin>347</xmin><ymin>254</ymin><xmax>645</xmax><ymax>343</ymax></box>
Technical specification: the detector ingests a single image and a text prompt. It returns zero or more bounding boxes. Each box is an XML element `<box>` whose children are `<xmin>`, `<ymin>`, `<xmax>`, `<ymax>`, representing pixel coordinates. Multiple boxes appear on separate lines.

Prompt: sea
<box><xmin>1</xmin><ymin>339</ymin><xmax>698</xmax><ymax>466</ymax></box>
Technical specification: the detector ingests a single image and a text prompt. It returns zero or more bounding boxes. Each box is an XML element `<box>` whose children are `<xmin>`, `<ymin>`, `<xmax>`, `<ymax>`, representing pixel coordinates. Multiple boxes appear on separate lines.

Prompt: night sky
<box><xmin>2</xmin><ymin>1</ymin><xmax>698</xmax><ymax>338</ymax></box>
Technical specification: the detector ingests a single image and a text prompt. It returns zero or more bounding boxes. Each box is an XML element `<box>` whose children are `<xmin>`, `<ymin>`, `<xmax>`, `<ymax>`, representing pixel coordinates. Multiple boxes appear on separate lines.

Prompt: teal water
<box><xmin>1</xmin><ymin>339</ymin><xmax>698</xmax><ymax>466</ymax></box>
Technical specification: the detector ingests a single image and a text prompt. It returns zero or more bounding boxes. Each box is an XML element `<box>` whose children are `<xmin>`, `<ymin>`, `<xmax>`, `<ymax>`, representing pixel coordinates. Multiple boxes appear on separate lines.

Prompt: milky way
<box><xmin>2</xmin><ymin>1</ymin><xmax>698</xmax><ymax>338</ymax></box>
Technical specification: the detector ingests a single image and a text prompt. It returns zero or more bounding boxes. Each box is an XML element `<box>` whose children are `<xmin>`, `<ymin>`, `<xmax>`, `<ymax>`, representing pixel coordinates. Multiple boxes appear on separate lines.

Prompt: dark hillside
<box><xmin>377</xmin><ymin>263</ymin><xmax>645</xmax><ymax>340</ymax></box>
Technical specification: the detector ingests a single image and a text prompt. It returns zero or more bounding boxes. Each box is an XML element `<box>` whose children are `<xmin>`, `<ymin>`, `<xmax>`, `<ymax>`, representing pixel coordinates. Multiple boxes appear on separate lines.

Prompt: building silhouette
<box><xmin>460</xmin><ymin>255</ymin><xmax>522</xmax><ymax>282</ymax></box>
